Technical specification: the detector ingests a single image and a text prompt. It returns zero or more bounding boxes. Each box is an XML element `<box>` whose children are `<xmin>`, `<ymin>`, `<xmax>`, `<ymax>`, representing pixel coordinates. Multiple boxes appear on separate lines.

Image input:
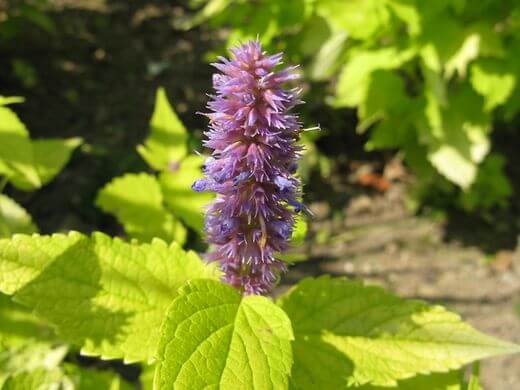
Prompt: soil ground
<box><xmin>1</xmin><ymin>1</ymin><xmax>520</xmax><ymax>388</ymax></box>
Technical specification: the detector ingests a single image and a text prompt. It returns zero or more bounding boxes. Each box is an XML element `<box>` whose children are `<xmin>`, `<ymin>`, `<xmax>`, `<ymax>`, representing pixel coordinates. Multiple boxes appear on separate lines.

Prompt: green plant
<box><xmin>0</xmin><ymin>233</ymin><xmax>517</xmax><ymax>388</ymax></box>
<box><xmin>183</xmin><ymin>0</ymin><xmax>520</xmax><ymax>210</ymax></box>
<box><xmin>96</xmin><ymin>88</ymin><xmax>213</xmax><ymax>246</ymax></box>
<box><xmin>0</xmin><ymin>96</ymin><xmax>81</xmax><ymax>238</ymax></box>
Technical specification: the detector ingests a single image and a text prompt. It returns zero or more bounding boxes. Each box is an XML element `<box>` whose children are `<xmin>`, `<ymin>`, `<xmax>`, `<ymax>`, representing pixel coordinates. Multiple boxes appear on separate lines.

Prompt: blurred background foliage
<box><xmin>182</xmin><ymin>0</ymin><xmax>520</xmax><ymax>213</ymax></box>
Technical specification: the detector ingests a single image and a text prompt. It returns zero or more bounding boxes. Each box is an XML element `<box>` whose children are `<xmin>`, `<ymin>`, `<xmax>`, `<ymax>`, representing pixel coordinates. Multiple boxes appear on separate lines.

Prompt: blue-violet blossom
<box><xmin>193</xmin><ymin>40</ymin><xmax>303</xmax><ymax>295</ymax></box>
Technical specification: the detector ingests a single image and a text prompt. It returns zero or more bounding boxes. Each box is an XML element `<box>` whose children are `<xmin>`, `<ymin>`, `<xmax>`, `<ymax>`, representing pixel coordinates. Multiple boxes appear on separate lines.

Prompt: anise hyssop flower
<box><xmin>193</xmin><ymin>40</ymin><xmax>303</xmax><ymax>295</ymax></box>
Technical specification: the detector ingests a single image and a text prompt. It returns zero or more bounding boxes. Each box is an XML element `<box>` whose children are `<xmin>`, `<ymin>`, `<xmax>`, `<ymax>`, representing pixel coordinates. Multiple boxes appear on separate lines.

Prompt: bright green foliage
<box><xmin>159</xmin><ymin>155</ymin><xmax>213</xmax><ymax>232</ymax></box>
<box><xmin>0</xmin><ymin>233</ymin><xmax>516</xmax><ymax>388</ymax></box>
<box><xmin>0</xmin><ymin>97</ymin><xmax>24</xmax><ymax>106</ymax></box>
<box><xmin>0</xmin><ymin>232</ymin><xmax>220</xmax><ymax>363</ymax></box>
<box><xmin>0</xmin><ymin>195</ymin><xmax>37</xmax><ymax>238</ymax></box>
<box><xmin>280</xmin><ymin>215</ymin><xmax>309</xmax><ymax>263</ymax></box>
<box><xmin>9</xmin><ymin>137</ymin><xmax>82</xmax><ymax>191</ymax></box>
<box><xmin>335</xmin><ymin>47</ymin><xmax>416</xmax><ymax>108</ymax></box>
<box><xmin>0</xmin><ymin>104</ymin><xmax>40</xmax><ymax>188</ymax></box>
<box><xmin>0</xmin><ymin>97</ymin><xmax>81</xmax><ymax>191</ymax></box>
<box><xmin>470</xmin><ymin>59</ymin><xmax>516</xmax><ymax>112</ymax></box>
<box><xmin>187</xmin><ymin>0</ymin><xmax>520</xmax><ymax>208</ymax></box>
<box><xmin>99</xmin><ymin>87</ymin><xmax>211</xmax><ymax>240</ymax></box>
<box><xmin>137</xmin><ymin>87</ymin><xmax>188</xmax><ymax>171</ymax></box>
<box><xmin>0</xmin><ymin>97</ymin><xmax>79</xmax><ymax>242</ymax></box>
<box><xmin>96</xmin><ymin>173</ymin><xmax>187</xmax><ymax>244</ymax></box>
<box><xmin>466</xmin><ymin>363</ymin><xmax>483</xmax><ymax>390</ymax></box>
<box><xmin>155</xmin><ymin>279</ymin><xmax>294</xmax><ymax>390</ymax></box>
<box><xmin>356</xmin><ymin>370</ymin><xmax>464</xmax><ymax>390</ymax></box>
<box><xmin>278</xmin><ymin>276</ymin><xmax>519</xmax><ymax>388</ymax></box>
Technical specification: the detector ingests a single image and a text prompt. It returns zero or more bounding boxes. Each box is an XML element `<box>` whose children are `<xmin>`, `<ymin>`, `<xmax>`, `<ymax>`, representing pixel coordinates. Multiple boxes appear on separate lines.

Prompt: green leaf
<box><xmin>155</xmin><ymin>279</ymin><xmax>294</xmax><ymax>390</ymax></box>
<box><xmin>470</xmin><ymin>59</ymin><xmax>516</xmax><ymax>111</ymax></box>
<box><xmin>357</xmin><ymin>370</ymin><xmax>464</xmax><ymax>390</ymax></box>
<box><xmin>466</xmin><ymin>363</ymin><xmax>482</xmax><ymax>390</ymax></box>
<box><xmin>459</xmin><ymin>153</ymin><xmax>512</xmax><ymax>211</ymax></box>
<box><xmin>291</xmin><ymin>215</ymin><xmax>307</xmax><ymax>247</ymax></box>
<box><xmin>0</xmin><ymin>106</ymin><xmax>40</xmax><ymax>188</ymax></box>
<box><xmin>138</xmin><ymin>88</ymin><xmax>188</xmax><ymax>171</ymax></box>
<box><xmin>140</xmin><ymin>364</ymin><xmax>155</xmax><ymax>390</ymax></box>
<box><xmin>2</xmin><ymin>368</ymin><xmax>65</xmax><ymax>390</ymax></box>
<box><xmin>280</xmin><ymin>216</ymin><xmax>308</xmax><ymax>263</ymax></box>
<box><xmin>316</xmin><ymin>0</ymin><xmax>390</xmax><ymax>39</ymax></box>
<box><xmin>420</xmin><ymin>85</ymin><xmax>490</xmax><ymax>189</ymax></box>
<box><xmin>358</xmin><ymin>70</ymin><xmax>413</xmax><ymax>132</ymax></box>
<box><xmin>0</xmin><ymin>293</ymin><xmax>55</xmax><ymax>349</ymax></box>
<box><xmin>444</xmin><ymin>33</ymin><xmax>480</xmax><ymax>79</ymax></box>
<box><xmin>159</xmin><ymin>155</ymin><xmax>213</xmax><ymax>232</ymax></box>
<box><xmin>308</xmin><ymin>30</ymin><xmax>348</xmax><ymax>81</ymax></box>
<box><xmin>335</xmin><ymin>47</ymin><xmax>416</xmax><ymax>107</ymax></box>
<box><xmin>0</xmin><ymin>195</ymin><xmax>37</xmax><ymax>238</ymax></box>
<box><xmin>419</xmin><ymin>15</ymin><xmax>467</xmax><ymax>75</ymax></box>
<box><xmin>278</xmin><ymin>276</ymin><xmax>519</xmax><ymax>388</ymax></box>
<box><xmin>0</xmin><ymin>97</ymin><xmax>24</xmax><ymax>106</ymax></box>
<box><xmin>96</xmin><ymin>173</ymin><xmax>187</xmax><ymax>244</ymax></box>
<box><xmin>9</xmin><ymin>138</ymin><xmax>82</xmax><ymax>191</ymax></box>
<box><xmin>0</xmin><ymin>232</ymin><xmax>220</xmax><ymax>363</ymax></box>
<box><xmin>387</xmin><ymin>0</ymin><xmax>422</xmax><ymax>36</ymax></box>
<box><xmin>176</xmin><ymin>0</ymin><xmax>234</xmax><ymax>30</ymax></box>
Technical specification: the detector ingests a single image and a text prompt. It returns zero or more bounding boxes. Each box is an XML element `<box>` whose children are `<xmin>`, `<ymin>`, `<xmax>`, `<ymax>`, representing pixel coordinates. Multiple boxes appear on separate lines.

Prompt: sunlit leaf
<box><xmin>0</xmin><ymin>232</ymin><xmax>220</xmax><ymax>363</ymax></box>
<box><xmin>335</xmin><ymin>47</ymin><xmax>416</xmax><ymax>107</ymax></box>
<box><xmin>9</xmin><ymin>138</ymin><xmax>82</xmax><ymax>191</ymax></box>
<box><xmin>0</xmin><ymin>106</ymin><xmax>40</xmax><ymax>188</ymax></box>
<box><xmin>160</xmin><ymin>155</ymin><xmax>213</xmax><ymax>232</ymax></box>
<box><xmin>154</xmin><ymin>279</ymin><xmax>293</xmax><ymax>390</ymax></box>
<box><xmin>470</xmin><ymin>59</ymin><xmax>516</xmax><ymax>111</ymax></box>
<box><xmin>138</xmin><ymin>88</ymin><xmax>188</xmax><ymax>171</ymax></box>
<box><xmin>96</xmin><ymin>173</ymin><xmax>187</xmax><ymax>244</ymax></box>
<box><xmin>278</xmin><ymin>276</ymin><xmax>519</xmax><ymax>388</ymax></box>
<box><xmin>0</xmin><ymin>195</ymin><xmax>37</xmax><ymax>238</ymax></box>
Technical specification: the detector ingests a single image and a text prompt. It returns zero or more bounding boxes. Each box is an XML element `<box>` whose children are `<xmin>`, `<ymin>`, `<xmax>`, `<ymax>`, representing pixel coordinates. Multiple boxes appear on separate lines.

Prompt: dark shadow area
<box><xmin>442</xmin><ymin>118</ymin><xmax>520</xmax><ymax>253</ymax></box>
<box><xmin>0</xmin><ymin>0</ymin><xmax>219</xmax><ymax>236</ymax></box>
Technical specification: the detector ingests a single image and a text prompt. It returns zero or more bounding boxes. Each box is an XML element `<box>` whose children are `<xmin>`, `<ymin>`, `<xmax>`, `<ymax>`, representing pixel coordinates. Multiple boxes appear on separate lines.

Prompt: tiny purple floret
<box><xmin>193</xmin><ymin>40</ymin><xmax>303</xmax><ymax>295</ymax></box>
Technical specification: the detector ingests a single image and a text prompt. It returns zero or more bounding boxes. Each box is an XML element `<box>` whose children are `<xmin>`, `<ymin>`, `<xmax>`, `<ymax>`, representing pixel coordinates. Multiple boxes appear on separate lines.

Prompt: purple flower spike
<box><xmin>194</xmin><ymin>40</ymin><xmax>303</xmax><ymax>295</ymax></box>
